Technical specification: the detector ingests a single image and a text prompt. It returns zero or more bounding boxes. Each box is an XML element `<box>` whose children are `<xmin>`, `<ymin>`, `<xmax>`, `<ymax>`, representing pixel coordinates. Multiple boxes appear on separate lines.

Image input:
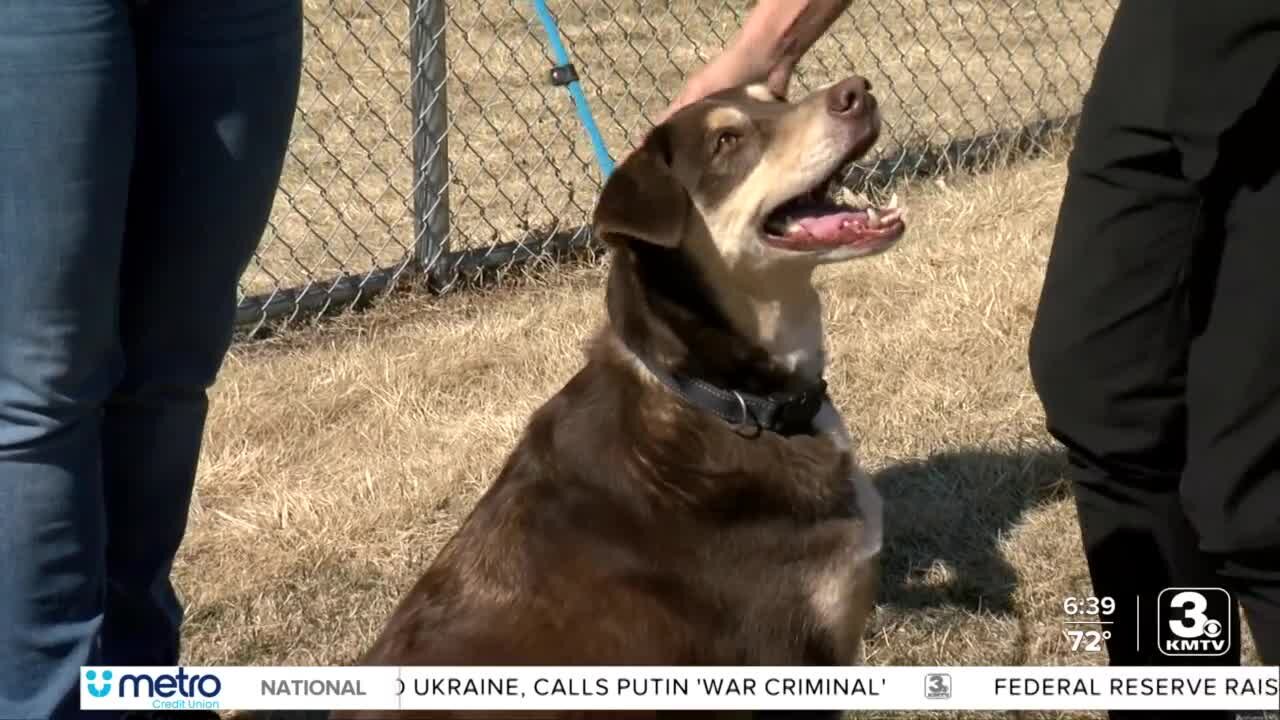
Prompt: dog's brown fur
<box><xmin>335</xmin><ymin>76</ymin><xmax>900</xmax><ymax>720</ymax></box>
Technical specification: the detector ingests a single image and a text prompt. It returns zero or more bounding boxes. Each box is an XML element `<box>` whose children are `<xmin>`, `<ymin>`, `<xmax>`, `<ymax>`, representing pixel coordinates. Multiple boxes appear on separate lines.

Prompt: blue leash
<box><xmin>528</xmin><ymin>0</ymin><xmax>615</xmax><ymax>179</ymax></box>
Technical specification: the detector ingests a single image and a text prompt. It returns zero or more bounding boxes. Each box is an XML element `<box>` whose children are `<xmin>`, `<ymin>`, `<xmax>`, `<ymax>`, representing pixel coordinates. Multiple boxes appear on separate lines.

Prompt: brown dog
<box><xmin>336</xmin><ymin>75</ymin><xmax>905</xmax><ymax>720</ymax></box>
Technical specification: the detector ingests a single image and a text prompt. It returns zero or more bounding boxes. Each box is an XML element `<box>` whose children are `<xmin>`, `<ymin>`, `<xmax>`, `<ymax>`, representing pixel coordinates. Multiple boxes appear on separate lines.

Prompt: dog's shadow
<box><xmin>872</xmin><ymin>444</ymin><xmax>1071</xmax><ymax>615</ymax></box>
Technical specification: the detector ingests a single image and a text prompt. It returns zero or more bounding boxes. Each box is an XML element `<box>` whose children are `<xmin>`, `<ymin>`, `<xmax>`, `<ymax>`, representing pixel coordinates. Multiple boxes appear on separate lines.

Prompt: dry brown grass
<box><xmin>182</xmin><ymin>155</ymin><xmax>1262</xmax><ymax>719</ymax></box>
<box><xmin>241</xmin><ymin>0</ymin><xmax>1116</xmax><ymax>298</ymax></box>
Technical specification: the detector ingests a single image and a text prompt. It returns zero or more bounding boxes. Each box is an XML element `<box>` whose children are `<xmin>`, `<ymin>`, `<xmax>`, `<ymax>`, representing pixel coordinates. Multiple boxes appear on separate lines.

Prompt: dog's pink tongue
<box><xmin>794</xmin><ymin>210</ymin><xmax>863</xmax><ymax>242</ymax></box>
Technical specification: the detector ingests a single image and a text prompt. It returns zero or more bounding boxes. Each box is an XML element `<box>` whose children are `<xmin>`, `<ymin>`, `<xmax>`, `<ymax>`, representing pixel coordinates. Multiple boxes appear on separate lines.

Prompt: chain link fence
<box><xmin>235</xmin><ymin>0</ymin><xmax>1118</xmax><ymax>336</ymax></box>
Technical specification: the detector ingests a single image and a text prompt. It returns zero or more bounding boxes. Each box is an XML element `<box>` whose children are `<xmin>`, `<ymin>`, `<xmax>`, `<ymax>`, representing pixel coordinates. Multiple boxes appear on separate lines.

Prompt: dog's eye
<box><xmin>714</xmin><ymin>130</ymin><xmax>740</xmax><ymax>154</ymax></box>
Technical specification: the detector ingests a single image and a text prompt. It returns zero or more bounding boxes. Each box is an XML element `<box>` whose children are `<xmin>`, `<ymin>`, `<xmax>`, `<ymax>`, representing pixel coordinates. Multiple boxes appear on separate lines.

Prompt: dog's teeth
<box><xmin>887</xmin><ymin>193</ymin><xmax>899</xmax><ymax>210</ymax></box>
<box><xmin>866</xmin><ymin>207</ymin><xmax>880</xmax><ymax>227</ymax></box>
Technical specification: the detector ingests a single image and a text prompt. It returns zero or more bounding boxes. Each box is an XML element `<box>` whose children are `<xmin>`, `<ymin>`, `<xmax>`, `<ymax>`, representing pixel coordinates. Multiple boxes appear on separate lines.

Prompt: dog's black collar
<box><xmin>633</xmin><ymin>352</ymin><xmax>828</xmax><ymax>437</ymax></box>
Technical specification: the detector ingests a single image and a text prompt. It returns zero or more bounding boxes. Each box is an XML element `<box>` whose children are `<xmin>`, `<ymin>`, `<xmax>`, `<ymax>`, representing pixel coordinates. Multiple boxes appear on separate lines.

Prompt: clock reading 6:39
<box><xmin>1063</xmin><ymin>596</ymin><xmax>1115</xmax><ymax>616</ymax></box>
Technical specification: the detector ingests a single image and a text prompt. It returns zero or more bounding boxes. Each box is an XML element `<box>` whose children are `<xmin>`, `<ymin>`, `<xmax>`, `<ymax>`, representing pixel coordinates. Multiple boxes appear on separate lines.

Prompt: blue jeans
<box><xmin>0</xmin><ymin>1</ymin><xmax>302</xmax><ymax>717</ymax></box>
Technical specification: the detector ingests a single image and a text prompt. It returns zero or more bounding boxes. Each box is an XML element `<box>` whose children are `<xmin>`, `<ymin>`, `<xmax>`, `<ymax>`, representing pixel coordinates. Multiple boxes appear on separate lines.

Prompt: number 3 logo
<box><xmin>1168</xmin><ymin>591</ymin><xmax>1210</xmax><ymax>638</ymax></box>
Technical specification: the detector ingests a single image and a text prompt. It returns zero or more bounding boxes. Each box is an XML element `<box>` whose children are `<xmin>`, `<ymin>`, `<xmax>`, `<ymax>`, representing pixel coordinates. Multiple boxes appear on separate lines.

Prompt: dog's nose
<box><xmin>827</xmin><ymin>76</ymin><xmax>873</xmax><ymax>117</ymax></box>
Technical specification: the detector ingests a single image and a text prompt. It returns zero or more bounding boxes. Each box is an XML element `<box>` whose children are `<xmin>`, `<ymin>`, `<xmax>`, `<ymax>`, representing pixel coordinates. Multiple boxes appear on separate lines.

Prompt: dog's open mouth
<box><xmin>761</xmin><ymin>172</ymin><xmax>906</xmax><ymax>252</ymax></box>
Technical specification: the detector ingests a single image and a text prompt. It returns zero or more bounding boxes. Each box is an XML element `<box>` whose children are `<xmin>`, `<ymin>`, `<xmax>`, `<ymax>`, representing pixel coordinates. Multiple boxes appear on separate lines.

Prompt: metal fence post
<box><xmin>411</xmin><ymin>0</ymin><xmax>450</xmax><ymax>277</ymax></box>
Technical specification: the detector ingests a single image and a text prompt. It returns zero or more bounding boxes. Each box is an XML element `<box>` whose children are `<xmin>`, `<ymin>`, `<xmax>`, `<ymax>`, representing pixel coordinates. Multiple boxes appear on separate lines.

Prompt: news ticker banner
<box><xmin>79</xmin><ymin>665</ymin><xmax>1278</xmax><ymax>713</ymax></box>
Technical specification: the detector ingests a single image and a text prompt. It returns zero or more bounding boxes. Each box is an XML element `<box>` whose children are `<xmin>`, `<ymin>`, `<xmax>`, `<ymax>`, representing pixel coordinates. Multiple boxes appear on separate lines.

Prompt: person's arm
<box><xmin>657</xmin><ymin>0</ymin><xmax>852</xmax><ymax>122</ymax></box>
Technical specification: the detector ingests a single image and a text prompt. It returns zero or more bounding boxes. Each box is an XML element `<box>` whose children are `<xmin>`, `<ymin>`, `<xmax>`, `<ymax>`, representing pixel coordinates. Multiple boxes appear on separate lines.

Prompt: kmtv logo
<box><xmin>83</xmin><ymin>667</ymin><xmax>223</xmax><ymax>699</ymax></box>
<box><xmin>1158</xmin><ymin>588</ymin><xmax>1234</xmax><ymax>657</ymax></box>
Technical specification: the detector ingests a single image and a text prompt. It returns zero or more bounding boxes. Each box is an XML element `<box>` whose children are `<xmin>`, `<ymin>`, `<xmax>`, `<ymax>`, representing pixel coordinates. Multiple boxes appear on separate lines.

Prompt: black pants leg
<box><xmin>1030</xmin><ymin>0</ymin><xmax>1230</xmax><ymax>672</ymax></box>
<box><xmin>1180</xmin><ymin>73</ymin><xmax>1280</xmax><ymax>666</ymax></box>
<box><xmin>1028</xmin><ymin>1</ymin><xmax>1280</xmax><ymax>717</ymax></box>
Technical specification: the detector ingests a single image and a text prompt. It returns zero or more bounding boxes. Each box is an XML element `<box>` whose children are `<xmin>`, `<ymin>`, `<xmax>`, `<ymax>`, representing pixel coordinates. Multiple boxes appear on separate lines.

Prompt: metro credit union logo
<box><xmin>84</xmin><ymin>669</ymin><xmax>113</xmax><ymax>698</ymax></box>
<box><xmin>82</xmin><ymin>667</ymin><xmax>223</xmax><ymax>709</ymax></box>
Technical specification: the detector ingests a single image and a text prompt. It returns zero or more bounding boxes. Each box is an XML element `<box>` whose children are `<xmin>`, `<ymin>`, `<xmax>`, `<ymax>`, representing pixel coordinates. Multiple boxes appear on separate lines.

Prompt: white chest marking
<box><xmin>813</xmin><ymin>401</ymin><xmax>882</xmax><ymax>562</ymax></box>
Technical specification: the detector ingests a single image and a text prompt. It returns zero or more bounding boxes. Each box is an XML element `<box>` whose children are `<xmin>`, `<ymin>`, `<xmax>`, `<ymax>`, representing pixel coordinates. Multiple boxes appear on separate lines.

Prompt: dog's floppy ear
<box><xmin>592</xmin><ymin>127</ymin><xmax>689</xmax><ymax>249</ymax></box>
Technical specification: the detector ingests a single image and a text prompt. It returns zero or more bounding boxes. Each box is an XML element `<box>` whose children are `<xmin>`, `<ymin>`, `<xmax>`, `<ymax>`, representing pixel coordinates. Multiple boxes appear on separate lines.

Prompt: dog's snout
<box><xmin>827</xmin><ymin>76</ymin><xmax>873</xmax><ymax>117</ymax></box>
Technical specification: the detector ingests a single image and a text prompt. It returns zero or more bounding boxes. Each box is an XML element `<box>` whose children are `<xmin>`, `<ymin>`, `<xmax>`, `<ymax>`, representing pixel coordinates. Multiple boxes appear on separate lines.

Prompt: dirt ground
<box><xmin>187</xmin><ymin>154</ymin><xmax>1262</xmax><ymax>720</ymax></box>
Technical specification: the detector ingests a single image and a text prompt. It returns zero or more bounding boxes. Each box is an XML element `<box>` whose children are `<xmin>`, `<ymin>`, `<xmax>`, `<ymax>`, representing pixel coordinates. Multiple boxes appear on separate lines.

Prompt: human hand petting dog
<box><xmin>653</xmin><ymin>0</ymin><xmax>854</xmax><ymax>125</ymax></box>
<box><xmin>656</xmin><ymin>44</ymin><xmax>780</xmax><ymax>126</ymax></box>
